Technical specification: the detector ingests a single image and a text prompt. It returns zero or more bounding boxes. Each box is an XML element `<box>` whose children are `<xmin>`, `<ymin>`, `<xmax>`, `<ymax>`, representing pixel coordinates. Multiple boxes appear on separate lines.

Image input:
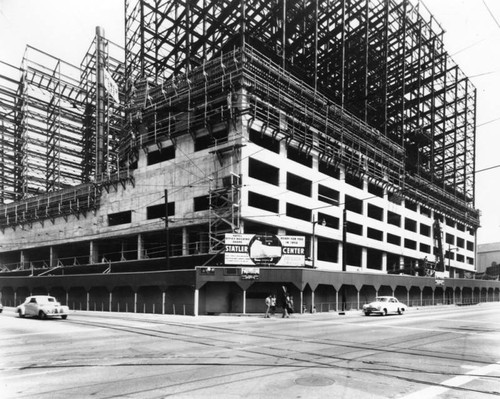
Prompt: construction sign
<box><xmin>224</xmin><ymin>234</ymin><xmax>305</xmax><ymax>266</ymax></box>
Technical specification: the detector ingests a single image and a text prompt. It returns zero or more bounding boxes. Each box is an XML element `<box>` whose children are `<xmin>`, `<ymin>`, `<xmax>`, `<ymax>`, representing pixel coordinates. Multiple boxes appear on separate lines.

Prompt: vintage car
<box><xmin>16</xmin><ymin>295</ymin><xmax>69</xmax><ymax>319</ymax></box>
<box><xmin>0</xmin><ymin>301</ymin><xmax>3</xmax><ymax>313</ymax></box>
<box><xmin>363</xmin><ymin>296</ymin><xmax>407</xmax><ymax>316</ymax></box>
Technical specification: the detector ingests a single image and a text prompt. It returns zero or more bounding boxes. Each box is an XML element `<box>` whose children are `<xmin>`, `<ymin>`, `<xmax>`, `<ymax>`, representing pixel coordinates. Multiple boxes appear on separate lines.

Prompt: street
<box><xmin>1</xmin><ymin>303</ymin><xmax>500</xmax><ymax>398</ymax></box>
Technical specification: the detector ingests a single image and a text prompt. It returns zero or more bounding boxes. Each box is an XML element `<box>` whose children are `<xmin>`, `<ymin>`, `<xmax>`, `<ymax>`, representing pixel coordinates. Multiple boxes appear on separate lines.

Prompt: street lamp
<box><xmin>312</xmin><ymin>218</ymin><xmax>326</xmax><ymax>269</ymax></box>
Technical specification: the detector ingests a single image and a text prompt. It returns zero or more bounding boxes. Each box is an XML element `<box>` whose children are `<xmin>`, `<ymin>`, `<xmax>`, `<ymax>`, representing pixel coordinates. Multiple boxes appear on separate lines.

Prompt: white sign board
<box><xmin>435</xmin><ymin>271</ymin><xmax>446</xmax><ymax>286</ymax></box>
<box><xmin>224</xmin><ymin>234</ymin><xmax>305</xmax><ymax>266</ymax></box>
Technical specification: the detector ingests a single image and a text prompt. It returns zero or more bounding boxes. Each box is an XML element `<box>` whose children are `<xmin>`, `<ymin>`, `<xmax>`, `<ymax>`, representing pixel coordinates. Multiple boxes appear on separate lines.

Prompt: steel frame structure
<box><xmin>0</xmin><ymin>0</ymin><xmax>479</xmax><ymax>232</ymax></box>
<box><xmin>124</xmin><ymin>0</ymin><xmax>478</xmax><ymax>227</ymax></box>
<box><xmin>0</xmin><ymin>30</ymin><xmax>126</xmax><ymax>227</ymax></box>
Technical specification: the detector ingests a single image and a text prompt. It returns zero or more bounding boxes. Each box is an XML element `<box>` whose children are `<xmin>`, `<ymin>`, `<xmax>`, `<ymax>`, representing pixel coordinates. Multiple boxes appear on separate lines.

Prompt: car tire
<box><xmin>61</xmin><ymin>315</ymin><xmax>68</xmax><ymax>320</ymax></box>
<box><xmin>18</xmin><ymin>310</ymin><xmax>25</xmax><ymax>318</ymax></box>
<box><xmin>39</xmin><ymin>311</ymin><xmax>47</xmax><ymax>320</ymax></box>
<box><xmin>398</xmin><ymin>308</ymin><xmax>403</xmax><ymax>315</ymax></box>
<box><xmin>383</xmin><ymin>308</ymin><xmax>388</xmax><ymax>316</ymax></box>
<box><xmin>364</xmin><ymin>311</ymin><xmax>371</xmax><ymax>316</ymax></box>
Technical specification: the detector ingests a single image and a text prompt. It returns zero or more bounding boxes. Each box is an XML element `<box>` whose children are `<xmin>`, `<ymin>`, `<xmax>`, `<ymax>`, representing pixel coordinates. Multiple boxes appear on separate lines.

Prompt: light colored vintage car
<box><xmin>363</xmin><ymin>296</ymin><xmax>407</xmax><ymax>316</ymax></box>
<box><xmin>16</xmin><ymin>295</ymin><xmax>69</xmax><ymax>319</ymax></box>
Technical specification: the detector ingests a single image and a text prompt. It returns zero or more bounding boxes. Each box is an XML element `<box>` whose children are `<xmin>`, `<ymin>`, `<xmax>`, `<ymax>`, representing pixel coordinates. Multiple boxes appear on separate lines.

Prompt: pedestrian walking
<box><xmin>264</xmin><ymin>294</ymin><xmax>271</xmax><ymax>318</ymax></box>
<box><xmin>270</xmin><ymin>294</ymin><xmax>276</xmax><ymax>316</ymax></box>
<box><xmin>282</xmin><ymin>293</ymin><xmax>291</xmax><ymax>318</ymax></box>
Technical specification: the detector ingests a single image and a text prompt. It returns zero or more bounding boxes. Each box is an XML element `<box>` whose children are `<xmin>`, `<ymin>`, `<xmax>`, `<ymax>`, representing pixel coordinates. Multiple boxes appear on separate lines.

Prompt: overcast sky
<box><xmin>1</xmin><ymin>0</ymin><xmax>500</xmax><ymax>245</ymax></box>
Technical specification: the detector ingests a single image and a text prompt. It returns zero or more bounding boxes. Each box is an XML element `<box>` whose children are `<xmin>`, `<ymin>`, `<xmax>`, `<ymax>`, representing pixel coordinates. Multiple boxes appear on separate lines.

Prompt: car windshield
<box><xmin>376</xmin><ymin>297</ymin><xmax>389</xmax><ymax>302</ymax></box>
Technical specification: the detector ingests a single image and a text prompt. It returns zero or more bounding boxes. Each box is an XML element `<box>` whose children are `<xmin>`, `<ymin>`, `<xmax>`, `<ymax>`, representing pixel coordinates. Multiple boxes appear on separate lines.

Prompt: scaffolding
<box><xmin>0</xmin><ymin>28</ymin><xmax>127</xmax><ymax>227</ymax></box>
<box><xmin>80</xmin><ymin>28</ymin><xmax>126</xmax><ymax>181</ymax></box>
<box><xmin>0</xmin><ymin>0</ymin><xmax>480</xmax><ymax>232</ymax></box>
<box><xmin>124</xmin><ymin>0</ymin><xmax>478</xmax><ymax>229</ymax></box>
<box><xmin>0</xmin><ymin>61</ymin><xmax>19</xmax><ymax>204</ymax></box>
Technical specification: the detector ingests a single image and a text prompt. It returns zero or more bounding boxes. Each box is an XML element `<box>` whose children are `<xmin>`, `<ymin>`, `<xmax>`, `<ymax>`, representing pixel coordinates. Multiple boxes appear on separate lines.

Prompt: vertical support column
<box><xmin>356</xmin><ymin>289</ymin><xmax>360</xmax><ymax>310</ymax></box>
<box><xmin>137</xmin><ymin>234</ymin><xmax>145</xmax><ymax>260</ymax></box>
<box><xmin>300</xmin><ymin>291</ymin><xmax>304</xmax><ymax>314</ymax></box>
<box><xmin>109</xmin><ymin>291</ymin><xmax>112</xmax><ymax>312</ymax></box>
<box><xmin>335</xmin><ymin>289</ymin><xmax>339</xmax><ymax>312</ymax></box>
<box><xmin>66</xmin><ymin>292</ymin><xmax>69</xmax><ymax>306</ymax></box>
<box><xmin>86</xmin><ymin>291</ymin><xmax>90</xmax><ymax>311</ymax></box>
<box><xmin>20</xmin><ymin>251</ymin><xmax>28</xmax><ymax>270</ymax></box>
<box><xmin>49</xmin><ymin>246</ymin><xmax>58</xmax><ymax>267</ymax></box>
<box><xmin>311</xmin><ymin>291</ymin><xmax>315</xmax><ymax>313</ymax></box>
<box><xmin>242</xmin><ymin>290</ymin><xmax>246</xmax><ymax>315</ymax></box>
<box><xmin>182</xmin><ymin>227</ymin><xmax>189</xmax><ymax>256</ymax></box>
<box><xmin>134</xmin><ymin>292</ymin><xmax>138</xmax><ymax>313</ymax></box>
<box><xmin>407</xmin><ymin>290</ymin><xmax>410</xmax><ymax>307</ymax></box>
<box><xmin>14</xmin><ymin>291</ymin><xmax>17</xmax><ymax>306</ymax></box>
<box><xmin>471</xmin><ymin>289</ymin><xmax>474</xmax><ymax>304</ymax></box>
<box><xmin>382</xmin><ymin>252</ymin><xmax>387</xmax><ymax>272</ymax></box>
<box><xmin>162</xmin><ymin>291</ymin><xmax>166</xmax><ymax>315</ymax></box>
<box><xmin>432</xmin><ymin>289</ymin><xmax>435</xmax><ymax>306</ymax></box>
<box><xmin>194</xmin><ymin>289</ymin><xmax>199</xmax><ymax>317</ymax></box>
<box><xmin>361</xmin><ymin>247</ymin><xmax>367</xmax><ymax>271</ymax></box>
<box><xmin>90</xmin><ymin>241</ymin><xmax>99</xmax><ymax>264</ymax></box>
<box><xmin>420</xmin><ymin>288</ymin><xmax>423</xmax><ymax>306</ymax></box>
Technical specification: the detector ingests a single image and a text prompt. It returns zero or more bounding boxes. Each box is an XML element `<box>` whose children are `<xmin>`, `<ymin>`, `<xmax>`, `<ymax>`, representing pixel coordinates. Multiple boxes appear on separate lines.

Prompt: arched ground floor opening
<box><xmin>1</xmin><ymin>267</ymin><xmax>499</xmax><ymax>316</ymax></box>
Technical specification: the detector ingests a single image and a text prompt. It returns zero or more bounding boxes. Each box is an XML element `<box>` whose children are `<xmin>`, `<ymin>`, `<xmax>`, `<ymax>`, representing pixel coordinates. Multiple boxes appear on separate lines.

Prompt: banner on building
<box><xmin>103</xmin><ymin>69</ymin><xmax>120</xmax><ymax>103</ymax></box>
<box><xmin>224</xmin><ymin>234</ymin><xmax>305</xmax><ymax>266</ymax></box>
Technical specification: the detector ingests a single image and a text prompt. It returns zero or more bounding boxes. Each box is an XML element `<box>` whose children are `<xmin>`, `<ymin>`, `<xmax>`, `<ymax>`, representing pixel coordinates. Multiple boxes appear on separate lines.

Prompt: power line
<box><xmin>482</xmin><ymin>0</ymin><xmax>500</xmax><ymax>30</ymax></box>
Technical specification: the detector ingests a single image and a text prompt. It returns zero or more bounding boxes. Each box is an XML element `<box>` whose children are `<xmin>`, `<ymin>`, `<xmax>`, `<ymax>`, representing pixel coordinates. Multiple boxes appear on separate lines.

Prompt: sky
<box><xmin>1</xmin><ymin>0</ymin><xmax>500</xmax><ymax>245</ymax></box>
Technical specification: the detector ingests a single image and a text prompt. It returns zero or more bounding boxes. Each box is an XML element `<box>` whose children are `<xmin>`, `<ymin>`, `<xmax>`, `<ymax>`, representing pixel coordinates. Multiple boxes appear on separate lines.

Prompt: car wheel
<box><xmin>383</xmin><ymin>308</ymin><xmax>388</xmax><ymax>316</ymax></box>
<box><xmin>18</xmin><ymin>310</ymin><xmax>25</xmax><ymax>318</ymax></box>
<box><xmin>61</xmin><ymin>315</ymin><xmax>68</xmax><ymax>320</ymax></box>
<box><xmin>398</xmin><ymin>308</ymin><xmax>403</xmax><ymax>315</ymax></box>
<box><xmin>39</xmin><ymin>311</ymin><xmax>47</xmax><ymax>320</ymax></box>
<box><xmin>364</xmin><ymin>311</ymin><xmax>371</xmax><ymax>316</ymax></box>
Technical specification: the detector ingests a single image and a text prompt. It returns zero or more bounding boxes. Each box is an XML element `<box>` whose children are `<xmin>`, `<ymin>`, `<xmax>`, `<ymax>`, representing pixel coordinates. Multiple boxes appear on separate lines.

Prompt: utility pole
<box><xmin>165</xmin><ymin>189</ymin><xmax>170</xmax><ymax>269</ymax></box>
<box><xmin>342</xmin><ymin>207</ymin><xmax>347</xmax><ymax>272</ymax></box>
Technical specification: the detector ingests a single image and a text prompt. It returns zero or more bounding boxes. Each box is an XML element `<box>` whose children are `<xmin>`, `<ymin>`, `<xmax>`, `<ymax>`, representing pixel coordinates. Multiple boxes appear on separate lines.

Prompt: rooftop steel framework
<box><xmin>124</xmin><ymin>0</ymin><xmax>477</xmax><ymax>222</ymax></box>
<box><xmin>0</xmin><ymin>30</ymin><xmax>126</xmax><ymax>226</ymax></box>
<box><xmin>0</xmin><ymin>0</ymin><xmax>479</xmax><ymax>231</ymax></box>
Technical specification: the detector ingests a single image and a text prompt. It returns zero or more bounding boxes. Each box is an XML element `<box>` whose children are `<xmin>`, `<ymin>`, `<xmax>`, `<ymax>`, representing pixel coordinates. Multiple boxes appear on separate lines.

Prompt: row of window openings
<box><xmin>108</xmin><ymin>207</ymin><xmax>473</xmax><ymax>267</ymax></box>
<box><xmin>146</xmin><ymin>128</ymin><xmax>230</xmax><ymax>166</ymax></box>
<box><xmin>108</xmin><ymin>195</ymin><xmax>474</xmax><ymax>254</ymax></box>
<box><xmin>146</xmin><ymin>136</ymin><xmax>469</xmax><ymax>233</ymax></box>
<box><xmin>249</xmin><ymin>157</ymin><xmax>471</xmax><ymax>233</ymax></box>
<box><xmin>144</xmin><ymin>140</ymin><xmax>469</xmax><ymax>234</ymax></box>
<box><xmin>247</xmin><ymin>191</ymin><xmax>474</xmax><ymax>252</ymax></box>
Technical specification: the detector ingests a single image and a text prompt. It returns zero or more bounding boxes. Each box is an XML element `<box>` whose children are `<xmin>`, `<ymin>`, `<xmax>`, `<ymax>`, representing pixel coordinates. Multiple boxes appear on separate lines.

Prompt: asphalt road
<box><xmin>1</xmin><ymin>303</ymin><xmax>500</xmax><ymax>399</ymax></box>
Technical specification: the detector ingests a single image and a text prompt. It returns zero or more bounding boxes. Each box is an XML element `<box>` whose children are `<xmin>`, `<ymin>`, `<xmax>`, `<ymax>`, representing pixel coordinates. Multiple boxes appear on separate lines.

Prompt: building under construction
<box><xmin>1</xmin><ymin>1</ymin><xmax>496</xmax><ymax>315</ymax></box>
